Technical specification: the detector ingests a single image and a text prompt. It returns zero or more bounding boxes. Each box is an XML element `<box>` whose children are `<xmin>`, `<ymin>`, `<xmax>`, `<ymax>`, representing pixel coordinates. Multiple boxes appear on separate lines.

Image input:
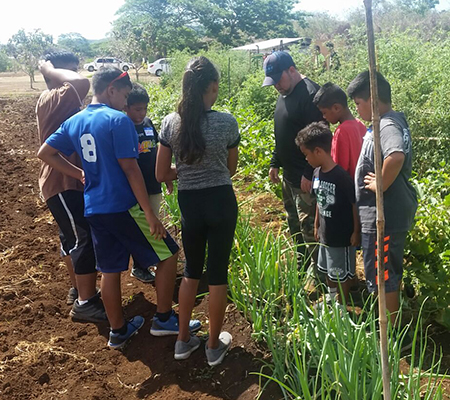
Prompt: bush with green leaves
<box><xmin>144</xmin><ymin>83</ymin><xmax>178</xmax><ymax>130</ymax></box>
<box><xmin>291</xmin><ymin>30</ymin><xmax>450</xmax><ymax>174</ymax></box>
<box><xmin>160</xmin><ymin>48</ymin><xmax>250</xmax><ymax>104</ymax></box>
<box><xmin>0</xmin><ymin>47</ymin><xmax>12</xmax><ymax>72</ymax></box>
<box><xmin>405</xmin><ymin>164</ymin><xmax>450</xmax><ymax>328</ymax></box>
<box><xmin>232</xmin><ymin>69</ymin><xmax>278</xmax><ymax>121</ymax></box>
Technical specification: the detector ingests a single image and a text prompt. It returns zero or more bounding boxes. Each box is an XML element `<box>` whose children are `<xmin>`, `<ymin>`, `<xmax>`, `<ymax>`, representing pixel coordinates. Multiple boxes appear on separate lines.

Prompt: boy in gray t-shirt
<box><xmin>348</xmin><ymin>71</ymin><xmax>417</xmax><ymax>327</ymax></box>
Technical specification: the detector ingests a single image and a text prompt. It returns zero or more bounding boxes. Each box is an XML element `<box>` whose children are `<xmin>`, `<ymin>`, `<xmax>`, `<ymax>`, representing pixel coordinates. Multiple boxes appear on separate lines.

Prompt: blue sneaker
<box><xmin>108</xmin><ymin>316</ymin><xmax>145</xmax><ymax>350</ymax></box>
<box><xmin>150</xmin><ymin>310</ymin><xmax>201</xmax><ymax>336</ymax></box>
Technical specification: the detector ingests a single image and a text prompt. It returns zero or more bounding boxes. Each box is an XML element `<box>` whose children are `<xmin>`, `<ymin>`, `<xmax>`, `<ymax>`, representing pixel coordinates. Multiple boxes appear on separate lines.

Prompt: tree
<box><xmin>296</xmin><ymin>12</ymin><xmax>351</xmax><ymax>42</ymax></box>
<box><xmin>112</xmin><ymin>0</ymin><xmax>302</xmax><ymax>55</ymax></box>
<box><xmin>90</xmin><ymin>39</ymin><xmax>115</xmax><ymax>58</ymax></box>
<box><xmin>6</xmin><ymin>29</ymin><xmax>53</xmax><ymax>89</ymax></box>
<box><xmin>57</xmin><ymin>33</ymin><xmax>93</xmax><ymax>59</ymax></box>
<box><xmin>183</xmin><ymin>0</ymin><xmax>300</xmax><ymax>46</ymax></box>
<box><xmin>396</xmin><ymin>0</ymin><xmax>439</xmax><ymax>14</ymax></box>
<box><xmin>113</xmin><ymin>0</ymin><xmax>200</xmax><ymax>58</ymax></box>
<box><xmin>111</xmin><ymin>20</ymin><xmax>149</xmax><ymax>80</ymax></box>
<box><xmin>0</xmin><ymin>45</ymin><xmax>12</xmax><ymax>72</ymax></box>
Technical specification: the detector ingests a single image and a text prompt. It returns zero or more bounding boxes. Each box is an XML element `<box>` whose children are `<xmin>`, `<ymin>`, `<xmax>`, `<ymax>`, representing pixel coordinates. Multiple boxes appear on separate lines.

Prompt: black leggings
<box><xmin>178</xmin><ymin>185</ymin><xmax>238</xmax><ymax>285</ymax></box>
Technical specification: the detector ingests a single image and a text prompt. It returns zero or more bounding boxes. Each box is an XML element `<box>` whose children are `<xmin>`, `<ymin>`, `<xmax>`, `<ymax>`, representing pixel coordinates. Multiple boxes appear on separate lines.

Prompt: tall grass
<box><xmin>228</xmin><ymin>213</ymin><xmax>446</xmax><ymax>399</ymax></box>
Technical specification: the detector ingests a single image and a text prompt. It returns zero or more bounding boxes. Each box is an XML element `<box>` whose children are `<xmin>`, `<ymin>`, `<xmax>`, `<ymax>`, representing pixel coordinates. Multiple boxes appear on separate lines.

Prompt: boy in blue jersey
<box><xmin>38</xmin><ymin>67</ymin><xmax>200</xmax><ymax>349</ymax></box>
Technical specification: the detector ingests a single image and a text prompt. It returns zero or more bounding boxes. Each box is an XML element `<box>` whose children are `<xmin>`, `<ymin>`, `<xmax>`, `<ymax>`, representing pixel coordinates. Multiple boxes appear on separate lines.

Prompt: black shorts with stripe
<box><xmin>361</xmin><ymin>232</ymin><xmax>407</xmax><ymax>294</ymax></box>
<box><xmin>46</xmin><ymin>190</ymin><xmax>96</xmax><ymax>275</ymax></box>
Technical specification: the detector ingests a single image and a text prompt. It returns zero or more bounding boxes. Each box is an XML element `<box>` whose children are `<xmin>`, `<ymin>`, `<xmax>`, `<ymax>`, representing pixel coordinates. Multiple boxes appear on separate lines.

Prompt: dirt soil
<box><xmin>0</xmin><ymin>70</ymin><xmax>158</xmax><ymax>96</ymax></box>
<box><xmin>0</xmin><ymin>95</ymin><xmax>282</xmax><ymax>400</ymax></box>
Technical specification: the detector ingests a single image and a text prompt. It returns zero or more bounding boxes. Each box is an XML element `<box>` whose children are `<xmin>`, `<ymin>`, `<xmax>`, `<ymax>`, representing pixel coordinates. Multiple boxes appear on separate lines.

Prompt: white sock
<box><xmin>77</xmin><ymin>299</ymin><xmax>89</xmax><ymax>306</ymax></box>
<box><xmin>327</xmin><ymin>287</ymin><xmax>337</xmax><ymax>302</ymax></box>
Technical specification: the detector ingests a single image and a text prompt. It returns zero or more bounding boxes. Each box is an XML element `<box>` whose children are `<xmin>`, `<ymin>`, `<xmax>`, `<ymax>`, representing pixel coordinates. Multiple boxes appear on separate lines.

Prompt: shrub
<box><xmin>405</xmin><ymin>164</ymin><xmax>450</xmax><ymax>328</ymax></box>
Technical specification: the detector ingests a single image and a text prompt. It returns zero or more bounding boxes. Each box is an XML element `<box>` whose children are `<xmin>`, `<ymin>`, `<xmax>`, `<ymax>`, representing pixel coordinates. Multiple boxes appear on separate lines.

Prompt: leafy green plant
<box><xmin>405</xmin><ymin>164</ymin><xmax>450</xmax><ymax>328</ymax></box>
<box><xmin>144</xmin><ymin>83</ymin><xmax>179</xmax><ymax>130</ymax></box>
<box><xmin>232</xmin><ymin>69</ymin><xmax>278</xmax><ymax>121</ymax></box>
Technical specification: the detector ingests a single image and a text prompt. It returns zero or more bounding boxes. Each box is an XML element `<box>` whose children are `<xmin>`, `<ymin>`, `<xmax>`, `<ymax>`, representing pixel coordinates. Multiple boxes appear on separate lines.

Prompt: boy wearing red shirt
<box><xmin>313</xmin><ymin>82</ymin><xmax>366</xmax><ymax>178</ymax></box>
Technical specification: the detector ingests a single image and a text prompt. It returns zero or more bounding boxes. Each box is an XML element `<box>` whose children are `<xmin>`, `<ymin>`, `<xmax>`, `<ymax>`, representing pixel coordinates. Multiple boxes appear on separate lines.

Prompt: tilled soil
<box><xmin>0</xmin><ymin>96</ymin><xmax>281</xmax><ymax>400</ymax></box>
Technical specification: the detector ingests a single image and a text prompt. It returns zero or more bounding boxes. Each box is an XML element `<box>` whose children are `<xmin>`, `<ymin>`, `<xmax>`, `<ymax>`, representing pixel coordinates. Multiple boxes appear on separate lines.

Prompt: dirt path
<box><xmin>0</xmin><ymin>95</ymin><xmax>281</xmax><ymax>400</ymax></box>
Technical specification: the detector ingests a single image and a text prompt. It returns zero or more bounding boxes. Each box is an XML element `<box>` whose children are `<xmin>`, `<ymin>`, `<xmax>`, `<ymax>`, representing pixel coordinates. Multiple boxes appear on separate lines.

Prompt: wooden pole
<box><xmin>363</xmin><ymin>1</ymin><xmax>391</xmax><ymax>399</ymax></box>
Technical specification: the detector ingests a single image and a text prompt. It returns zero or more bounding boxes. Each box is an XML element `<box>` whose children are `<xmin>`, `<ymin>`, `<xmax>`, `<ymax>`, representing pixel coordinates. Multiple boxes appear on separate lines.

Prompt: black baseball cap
<box><xmin>262</xmin><ymin>51</ymin><xmax>296</xmax><ymax>87</ymax></box>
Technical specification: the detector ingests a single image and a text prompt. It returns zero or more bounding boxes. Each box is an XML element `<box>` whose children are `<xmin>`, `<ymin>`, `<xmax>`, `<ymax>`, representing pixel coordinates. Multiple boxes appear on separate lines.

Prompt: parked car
<box><xmin>147</xmin><ymin>58</ymin><xmax>171</xmax><ymax>76</ymax></box>
<box><xmin>83</xmin><ymin>57</ymin><xmax>134</xmax><ymax>72</ymax></box>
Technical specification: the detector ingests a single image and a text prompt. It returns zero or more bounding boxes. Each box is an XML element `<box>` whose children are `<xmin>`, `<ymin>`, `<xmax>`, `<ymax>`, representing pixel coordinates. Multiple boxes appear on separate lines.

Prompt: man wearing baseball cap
<box><xmin>263</xmin><ymin>51</ymin><xmax>324</xmax><ymax>271</ymax></box>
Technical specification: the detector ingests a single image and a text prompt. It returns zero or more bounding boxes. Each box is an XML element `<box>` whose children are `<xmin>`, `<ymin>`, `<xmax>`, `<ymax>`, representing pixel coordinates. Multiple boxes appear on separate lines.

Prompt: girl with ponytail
<box><xmin>157</xmin><ymin>56</ymin><xmax>240</xmax><ymax>366</ymax></box>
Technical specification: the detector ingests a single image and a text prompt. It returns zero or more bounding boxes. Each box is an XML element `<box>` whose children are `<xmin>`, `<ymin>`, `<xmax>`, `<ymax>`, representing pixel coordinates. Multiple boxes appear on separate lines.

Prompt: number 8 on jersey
<box><xmin>81</xmin><ymin>133</ymin><xmax>97</xmax><ymax>162</ymax></box>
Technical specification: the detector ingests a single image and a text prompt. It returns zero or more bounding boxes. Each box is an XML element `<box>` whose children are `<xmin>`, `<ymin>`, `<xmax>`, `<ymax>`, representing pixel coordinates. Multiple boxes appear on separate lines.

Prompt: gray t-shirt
<box><xmin>355</xmin><ymin>111</ymin><xmax>417</xmax><ymax>233</ymax></box>
<box><xmin>159</xmin><ymin>111</ymin><xmax>240</xmax><ymax>191</ymax></box>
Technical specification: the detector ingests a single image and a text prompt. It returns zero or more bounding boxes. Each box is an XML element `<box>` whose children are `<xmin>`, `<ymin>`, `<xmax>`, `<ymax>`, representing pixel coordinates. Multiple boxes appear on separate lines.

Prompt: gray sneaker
<box><xmin>174</xmin><ymin>335</ymin><xmax>201</xmax><ymax>360</ymax></box>
<box><xmin>66</xmin><ymin>287</ymin><xmax>78</xmax><ymax>305</ymax></box>
<box><xmin>70</xmin><ymin>296</ymin><xmax>108</xmax><ymax>323</ymax></box>
<box><xmin>205</xmin><ymin>332</ymin><xmax>232</xmax><ymax>367</ymax></box>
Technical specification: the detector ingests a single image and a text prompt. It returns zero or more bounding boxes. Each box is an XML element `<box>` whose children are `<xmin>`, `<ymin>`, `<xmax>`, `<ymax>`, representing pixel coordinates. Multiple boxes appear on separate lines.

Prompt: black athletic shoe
<box><xmin>70</xmin><ymin>295</ymin><xmax>108</xmax><ymax>323</ymax></box>
<box><xmin>130</xmin><ymin>265</ymin><xmax>156</xmax><ymax>283</ymax></box>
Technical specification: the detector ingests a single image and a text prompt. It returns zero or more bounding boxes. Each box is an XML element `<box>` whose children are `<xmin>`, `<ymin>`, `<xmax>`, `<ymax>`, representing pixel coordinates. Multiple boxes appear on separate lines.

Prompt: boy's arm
<box><xmin>227</xmin><ymin>147</ymin><xmax>239</xmax><ymax>177</ymax></box>
<box><xmin>155</xmin><ymin>144</ymin><xmax>177</xmax><ymax>183</ymax></box>
<box><xmin>164</xmin><ymin>181</ymin><xmax>174</xmax><ymax>195</ymax></box>
<box><xmin>39</xmin><ymin>60</ymin><xmax>90</xmax><ymax>100</ymax></box>
<box><xmin>314</xmin><ymin>204</ymin><xmax>320</xmax><ymax>242</ymax></box>
<box><xmin>350</xmin><ymin>203</ymin><xmax>361</xmax><ymax>247</ymax></box>
<box><xmin>364</xmin><ymin>151</ymin><xmax>405</xmax><ymax>193</ymax></box>
<box><xmin>118</xmin><ymin>158</ymin><xmax>166</xmax><ymax>240</ymax></box>
<box><xmin>37</xmin><ymin>143</ymin><xmax>84</xmax><ymax>183</ymax></box>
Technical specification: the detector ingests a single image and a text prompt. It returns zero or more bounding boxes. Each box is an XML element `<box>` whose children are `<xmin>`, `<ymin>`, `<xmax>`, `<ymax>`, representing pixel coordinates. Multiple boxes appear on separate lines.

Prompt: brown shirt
<box><xmin>36</xmin><ymin>82</ymin><xmax>84</xmax><ymax>201</ymax></box>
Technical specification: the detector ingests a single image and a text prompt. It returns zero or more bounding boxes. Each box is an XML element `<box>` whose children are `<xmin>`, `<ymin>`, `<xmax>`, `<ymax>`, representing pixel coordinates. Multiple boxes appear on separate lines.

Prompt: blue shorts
<box><xmin>87</xmin><ymin>204</ymin><xmax>179</xmax><ymax>273</ymax></box>
<box><xmin>361</xmin><ymin>232</ymin><xmax>407</xmax><ymax>293</ymax></box>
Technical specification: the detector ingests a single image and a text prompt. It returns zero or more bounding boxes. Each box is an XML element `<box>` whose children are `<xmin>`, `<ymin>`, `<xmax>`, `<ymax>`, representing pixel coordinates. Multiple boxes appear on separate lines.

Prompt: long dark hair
<box><xmin>176</xmin><ymin>56</ymin><xmax>219</xmax><ymax>165</ymax></box>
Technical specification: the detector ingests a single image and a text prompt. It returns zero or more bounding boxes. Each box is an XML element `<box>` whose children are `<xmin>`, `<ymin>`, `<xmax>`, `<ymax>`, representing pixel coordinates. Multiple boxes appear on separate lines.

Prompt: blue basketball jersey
<box><xmin>46</xmin><ymin>103</ymin><xmax>139</xmax><ymax>215</ymax></box>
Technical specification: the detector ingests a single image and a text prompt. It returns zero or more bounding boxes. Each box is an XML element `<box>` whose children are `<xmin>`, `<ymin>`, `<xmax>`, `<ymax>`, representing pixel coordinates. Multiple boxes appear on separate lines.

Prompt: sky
<box><xmin>1</xmin><ymin>0</ymin><xmax>125</xmax><ymax>44</ymax></box>
<box><xmin>1</xmin><ymin>0</ymin><xmax>450</xmax><ymax>45</ymax></box>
